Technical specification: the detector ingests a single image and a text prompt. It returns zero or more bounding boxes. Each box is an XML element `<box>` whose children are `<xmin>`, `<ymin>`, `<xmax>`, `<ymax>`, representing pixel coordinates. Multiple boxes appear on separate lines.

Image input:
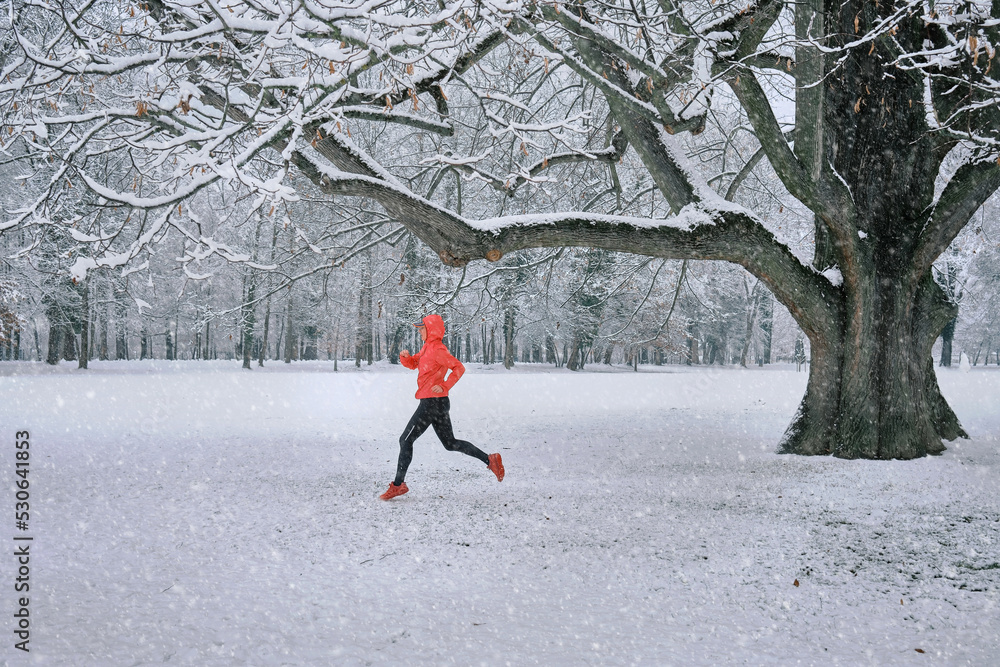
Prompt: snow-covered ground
<box><xmin>1</xmin><ymin>361</ymin><xmax>998</xmax><ymax>665</ymax></box>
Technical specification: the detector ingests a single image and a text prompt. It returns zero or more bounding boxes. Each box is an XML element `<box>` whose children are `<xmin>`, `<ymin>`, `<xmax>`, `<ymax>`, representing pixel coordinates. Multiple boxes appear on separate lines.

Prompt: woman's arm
<box><xmin>400</xmin><ymin>349</ymin><xmax>420</xmax><ymax>369</ymax></box>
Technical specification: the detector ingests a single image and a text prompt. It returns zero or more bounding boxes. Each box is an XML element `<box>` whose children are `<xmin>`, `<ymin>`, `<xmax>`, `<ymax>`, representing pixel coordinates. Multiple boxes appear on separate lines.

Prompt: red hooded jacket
<box><xmin>400</xmin><ymin>314</ymin><xmax>465</xmax><ymax>399</ymax></box>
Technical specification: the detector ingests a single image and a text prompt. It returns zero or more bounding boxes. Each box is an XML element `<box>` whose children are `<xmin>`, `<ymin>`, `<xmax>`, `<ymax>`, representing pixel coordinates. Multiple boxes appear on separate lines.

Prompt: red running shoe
<box><xmin>488</xmin><ymin>453</ymin><xmax>505</xmax><ymax>482</ymax></box>
<box><xmin>379</xmin><ymin>482</ymin><xmax>409</xmax><ymax>500</ymax></box>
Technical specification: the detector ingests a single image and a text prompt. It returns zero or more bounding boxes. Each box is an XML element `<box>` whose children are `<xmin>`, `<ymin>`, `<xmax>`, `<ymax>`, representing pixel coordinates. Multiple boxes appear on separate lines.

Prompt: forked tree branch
<box><xmin>913</xmin><ymin>159</ymin><xmax>1000</xmax><ymax>281</ymax></box>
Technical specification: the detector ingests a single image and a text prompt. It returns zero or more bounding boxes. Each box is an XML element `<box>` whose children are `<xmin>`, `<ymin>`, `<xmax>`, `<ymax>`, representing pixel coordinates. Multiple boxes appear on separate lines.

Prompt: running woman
<box><xmin>379</xmin><ymin>314</ymin><xmax>504</xmax><ymax>500</ymax></box>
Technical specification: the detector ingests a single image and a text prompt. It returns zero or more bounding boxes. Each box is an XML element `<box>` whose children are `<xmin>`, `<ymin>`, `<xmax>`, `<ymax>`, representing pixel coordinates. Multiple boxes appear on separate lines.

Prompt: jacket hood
<box><xmin>422</xmin><ymin>314</ymin><xmax>445</xmax><ymax>342</ymax></box>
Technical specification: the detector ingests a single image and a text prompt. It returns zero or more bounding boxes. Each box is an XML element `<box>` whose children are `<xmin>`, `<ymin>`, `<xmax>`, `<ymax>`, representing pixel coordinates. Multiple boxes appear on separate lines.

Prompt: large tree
<box><xmin>2</xmin><ymin>0</ymin><xmax>999</xmax><ymax>458</ymax></box>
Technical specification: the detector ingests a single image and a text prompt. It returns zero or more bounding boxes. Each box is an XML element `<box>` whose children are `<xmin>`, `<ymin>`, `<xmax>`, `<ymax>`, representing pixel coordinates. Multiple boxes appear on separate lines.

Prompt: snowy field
<box><xmin>1</xmin><ymin>360</ymin><xmax>998</xmax><ymax>666</ymax></box>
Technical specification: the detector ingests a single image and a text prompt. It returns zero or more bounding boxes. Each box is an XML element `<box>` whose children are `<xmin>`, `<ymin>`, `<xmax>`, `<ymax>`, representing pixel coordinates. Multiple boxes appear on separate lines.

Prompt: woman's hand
<box><xmin>431</xmin><ymin>385</ymin><xmax>444</xmax><ymax>394</ymax></box>
<box><xmin>400</xmin><ymin>350</ymin><xmax>410</xmax><ymax>358</ymax></box>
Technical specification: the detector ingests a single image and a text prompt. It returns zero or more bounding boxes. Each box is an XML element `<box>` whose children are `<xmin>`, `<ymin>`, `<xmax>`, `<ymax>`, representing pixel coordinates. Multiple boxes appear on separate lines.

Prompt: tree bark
<box><xmin>777</xmin><ymin>244</ymin><xmax>970</xmax><ymax>459</ymax></box>
<box><xmin>62</xmin><ymin>322</ymin><xmax>77</xmax><ymax>361</ymax></box>
<box><xmin>759</xmin><ymin>294</ymin><xmax>773</xmax><ymax>365</ymax></box>
<box><xmin>78</xmin><ymin>283</ymin><xmax>89</xmax><ymax>369</ymax></box>
<box><xmin>45</xmin><ymin>321</ymin><xmax>61</xmax><ymax>365</ymax></box>
<box><xmin>566</xmin><ymin>332</ymin><xmax>581</xmax><ymax>371</ymax></box>
<box><xmin>503</xmin><ymin>307</ymin><xmax>515</xmax><ymax>369</ymax></box>
<box><xmin>283</xmin><ymin>291</ymin><xmax>295</xmax><ymax>364</ymax></box>
<box><xmin>273</xmin><ymin>315</ymin><xmax>282</xmax><ymax>361</ymax></box>
<box><xmin>939</xmin><ymin>318</ymin><xmax>956</xmax><ymax>367</ymax></box>
<box><xmin>241</xmin><ymin>267</ymin><xmax>257</xmax><ymax>370</ymax></box>
<box><xmin>87</xmin><ymin>294</ymin><xmax>96</xmax><ymax>361</ymax></box>
<box><xmin>98</xmin><ymin>285</ymin><xmax>109</xmax><ymax>360</ymax></box>
<box><xmin>355</xmin><ymin>252</ymin><xmax>373</xmax><ymax>366</ymax></box>
<box><xmin>687</xmin><ymin>336</ymin><xmax>699</xmax><ymax>366</ymax></box>
<box><xmin>259</xmin><ymin>300</ymin><xmax>271</xmax><ymax>367</ymax></box>
<box><xmin>114</xmin><ymin>280</ymin><xmax>128</xmax><ymax>360</ymax></box>
<box><xmin>355</xmin><ymin>286</ymin><xmax>365</xmax><ymax>368</ymax></box>
<box><xmin>165</xmin><ymin>326</ymin><xmax>174</xmax><ymax>361</ymax></box>
<box><xmin>740</xmin><ymin>279</ymin><xmax>759</xmax><ymax>368</ymax></box>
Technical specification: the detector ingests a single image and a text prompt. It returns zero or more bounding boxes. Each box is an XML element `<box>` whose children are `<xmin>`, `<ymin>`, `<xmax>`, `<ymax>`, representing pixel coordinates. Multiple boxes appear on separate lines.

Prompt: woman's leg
<box><xmin>429</xmin><ymin>398</ymin><xmax>489</xmax><ymax>465</ymax></box>
<box><xmin>394</xmin><ymin>400</ymin><xmax>433</xmax><ymax>485</ymax></box>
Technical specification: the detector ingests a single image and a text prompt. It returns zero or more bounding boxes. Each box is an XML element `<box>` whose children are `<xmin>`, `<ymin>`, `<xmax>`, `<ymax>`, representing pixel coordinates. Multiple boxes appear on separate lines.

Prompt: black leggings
<box><xmin>394</xmin><ymin>397</ymin><xmax>488</xmax><ymax>485</ymax></box>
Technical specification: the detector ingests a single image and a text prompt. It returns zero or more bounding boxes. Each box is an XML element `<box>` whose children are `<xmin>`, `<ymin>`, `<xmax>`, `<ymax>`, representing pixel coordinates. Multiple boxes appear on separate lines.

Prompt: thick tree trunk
<box><xmin>781</xmin><ymin>271</ymin><xmax>966</xmax><ymax>459</ymax></box>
